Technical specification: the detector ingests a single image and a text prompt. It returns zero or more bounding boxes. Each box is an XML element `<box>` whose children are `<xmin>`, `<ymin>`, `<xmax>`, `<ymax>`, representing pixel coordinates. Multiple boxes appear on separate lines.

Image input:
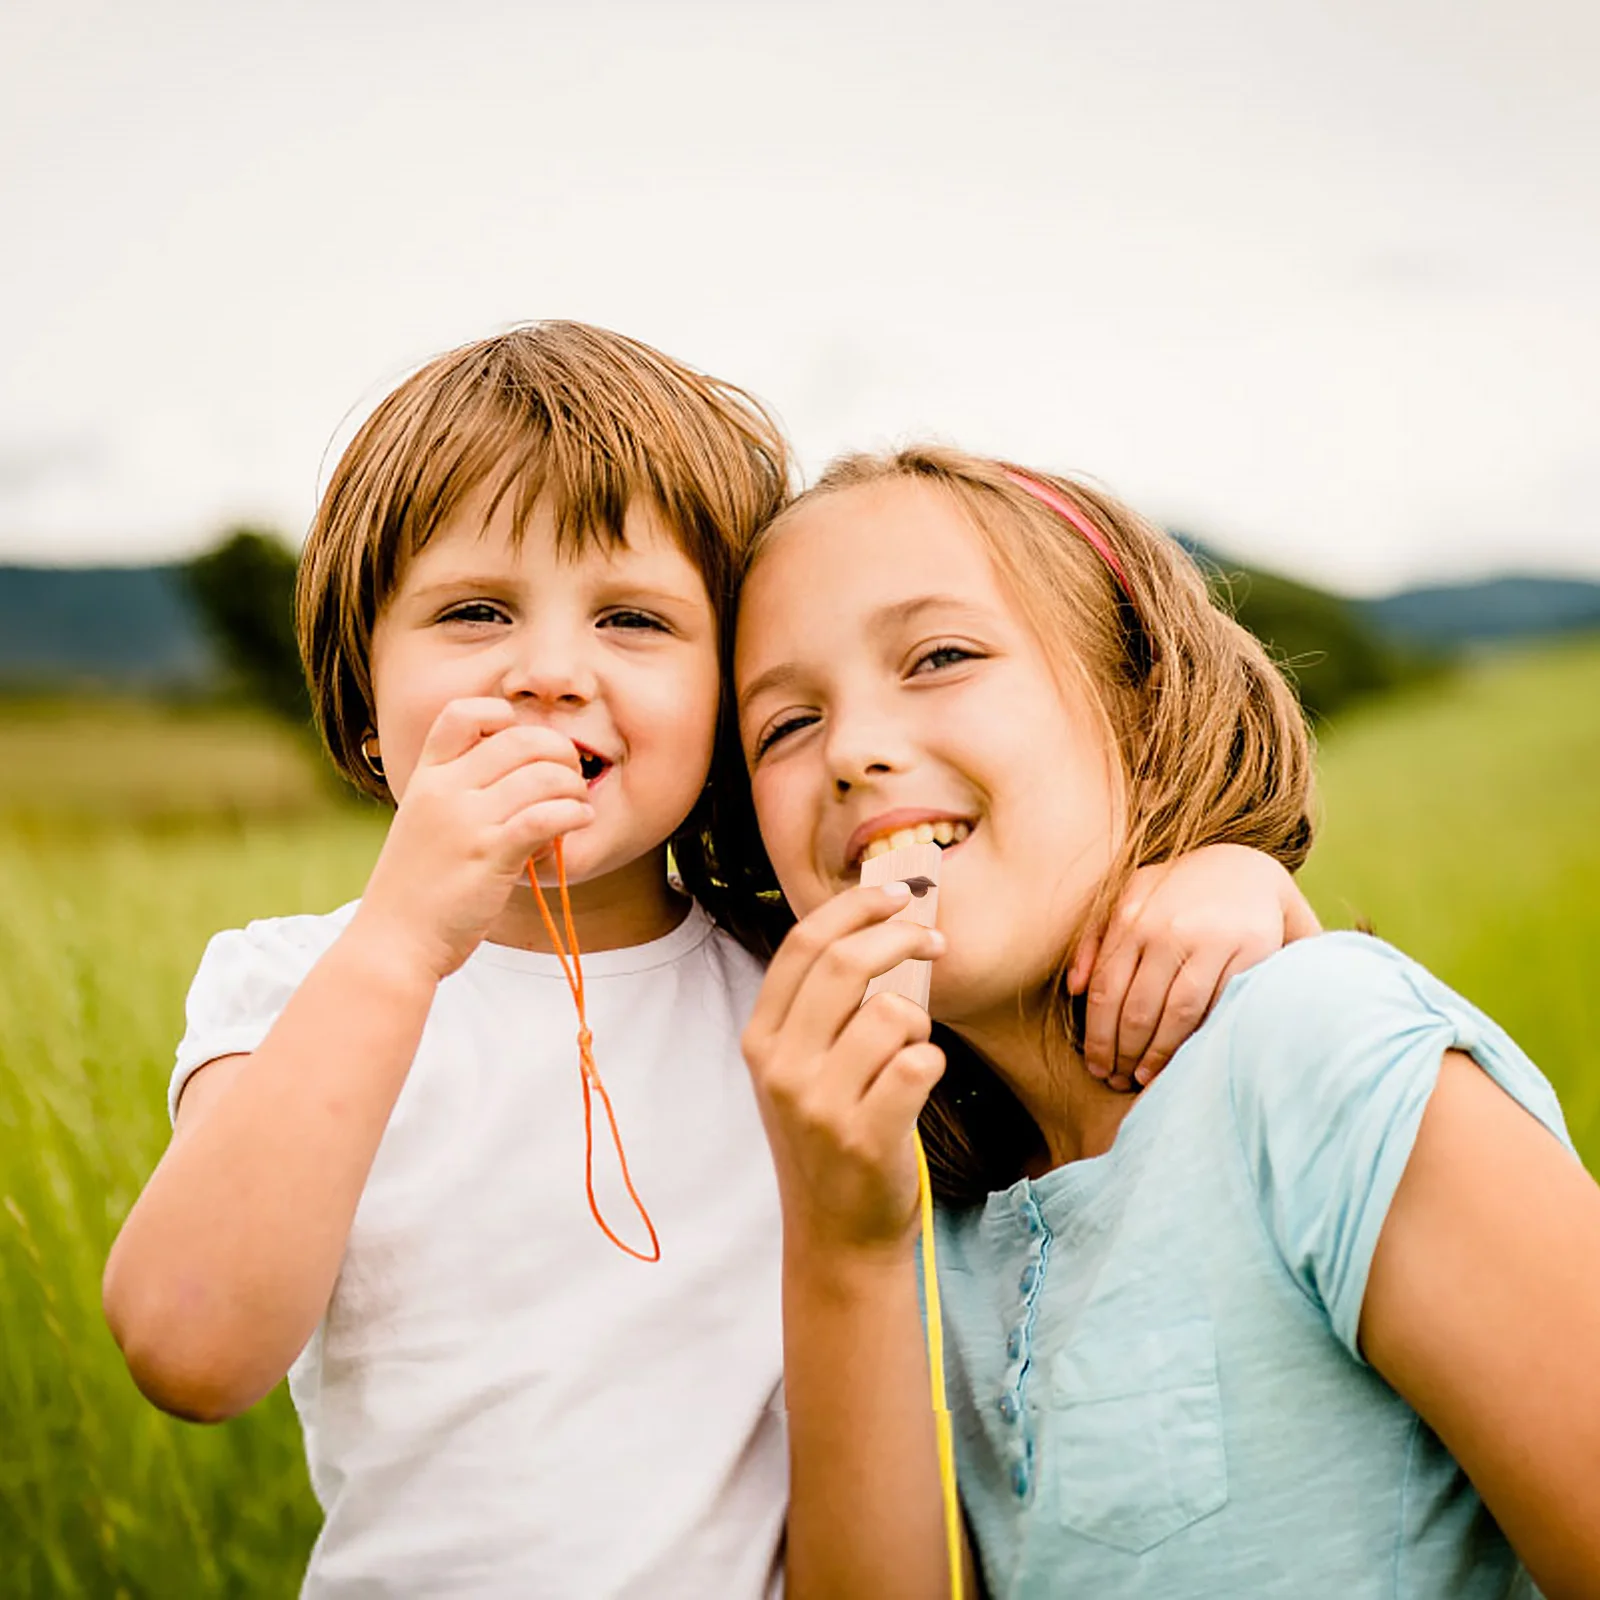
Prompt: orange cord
<box><xmin>526</xmin><ymin>839</ymin><xmax>662</xmax><ymax>1263</ymax></box>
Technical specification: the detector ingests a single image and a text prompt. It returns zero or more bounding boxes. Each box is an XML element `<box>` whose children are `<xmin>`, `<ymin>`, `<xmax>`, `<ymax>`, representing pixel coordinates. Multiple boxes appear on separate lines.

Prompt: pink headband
<box><xmin>1001</xmin><ymin>468</ymin><xmax>1134</xmax><ymax>598</ymax></box>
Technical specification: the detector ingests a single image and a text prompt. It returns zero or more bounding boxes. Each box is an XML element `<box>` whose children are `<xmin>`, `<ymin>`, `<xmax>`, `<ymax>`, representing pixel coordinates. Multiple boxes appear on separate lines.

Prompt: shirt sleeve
<box><xmin>1225</xmin><ymin>932</ymin><xmax>1575</xmax><ymax>1361</ymax></box>
<box><xmin>169</xmin><ymin>913</ymin><xmax>340</xmax><ymax>1124</ymax></box>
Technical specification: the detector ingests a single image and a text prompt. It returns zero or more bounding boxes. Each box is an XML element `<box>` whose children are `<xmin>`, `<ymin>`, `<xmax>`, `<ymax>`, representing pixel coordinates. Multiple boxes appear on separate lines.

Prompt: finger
<box><xmin>1067</xmin><ymin>920</ymin><xmax>1102</xmax><ymax>995</ymax></box>
<box><xmin>744</xmin><ymin>882</ymin><xmax>917</xmax><ymax>1046</ymax></box>
<box><xmin>1213</xmin><ymin>950</ymin><xmax>1252</xmax><ymax>1000</ymax></box>
<box><xmin>1111</xmin><ymin>941</ymin><xmax>1186</xmax><ymax>1082</ymax></box>
<box><xmin>771</xmin><ymin>918</ymin><xmax>946</xmax><ymax>1073</ymax></box>
<box><xmin>1128</xmin><ymin>953</ymin><xmax>1226</xmax><ymax>1086</ymax></box>
<box><xmin>498</xmin><ymin>797</ymin><xmax>597</xmax><ymax>867</ymax></box>
<box><xmin>802</xmin><ymin>993</ymin><xmax>934</xmax><ymax>1110</ymax></box>
<box><xmin>483</xmin><ymin>754</ymin><xmax>593</xmax><ymax>824</ymax></box>
<box><xmin>854</xmin><ymin>1040</ymin><xmax>948</xmax><ymax>1160</ymax></box>
<box><xmin>1081</xmin><ymin>925</ymin><xmax>1145</xmax><ymax>1080</ymax></box>
<box><xmin>416</xmin><ymin>698</ymin><xmax>520</xmax><ymax>766</ymax></box>
<box><xmin>455</xmin><ymin>722</ymin><xmax>584</xmax><ymax>790</ymax></box>
<box><xmin>771</xmin><ymin>993</ymin><xmax>934</xmax><ymax>1139</ymax></box>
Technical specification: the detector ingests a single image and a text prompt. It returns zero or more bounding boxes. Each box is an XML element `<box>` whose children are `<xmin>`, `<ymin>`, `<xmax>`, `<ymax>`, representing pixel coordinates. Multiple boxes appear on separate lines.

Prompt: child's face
<box><xmin>736</xmin><ymin>478</ymin><xmax>1123</xmax><ymax>1028</ymax></box>
<box><xmin>370</xmin><ymin>482</ymin><xmax>721</xmax><ymax>889</ymax></box>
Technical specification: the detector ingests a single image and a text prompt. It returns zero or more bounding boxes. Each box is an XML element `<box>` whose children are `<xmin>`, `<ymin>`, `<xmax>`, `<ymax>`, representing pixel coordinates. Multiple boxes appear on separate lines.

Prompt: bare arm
<box><xmin>781</xmin><ymin>1242</ymin><xmax>958</xmax><ymax>1600</ymax></box>
<box><xmin>1361</xmin><ymin>1050</ymin><xmax>1600</xmax><ymax>1599</ymax></box>
<box><xmin>103</xmin><ymin>700</ymin><xmax>593</xmax><ymax>1421</ymax></box>
<box><xmin>103</xmin><ymin>926</ymin><xmax>440</xmax><ymax>1420</ymax></box>
<box><xmin>743</xmin><ymin>885</ymin><xmax>976</xmax><ymax>1599</ymax></box>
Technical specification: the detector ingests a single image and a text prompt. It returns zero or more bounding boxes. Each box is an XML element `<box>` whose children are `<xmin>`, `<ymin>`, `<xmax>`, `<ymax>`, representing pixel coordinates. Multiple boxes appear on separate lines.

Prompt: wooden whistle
<box><xmin>858</xmin><ymin>841</ymin><xmax>942</xmax><ymax>1011</ymax></box>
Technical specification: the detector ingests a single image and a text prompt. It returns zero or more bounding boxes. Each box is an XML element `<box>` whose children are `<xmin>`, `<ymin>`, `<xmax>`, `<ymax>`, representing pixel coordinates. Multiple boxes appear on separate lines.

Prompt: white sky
<box><xmin>1</xmin><ymin>0</ymin><xmax>1596</xmax><ymax>593</ymax></box>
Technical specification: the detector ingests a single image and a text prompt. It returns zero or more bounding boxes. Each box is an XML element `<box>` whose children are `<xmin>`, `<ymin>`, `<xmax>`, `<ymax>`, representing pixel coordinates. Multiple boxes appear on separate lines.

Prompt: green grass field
<box><xmin>2</xmin><ymin>638</ymin><xmax>1597</xmax><ymax>1595</ymax></box>
<box><xmin>1298</xmin><ymin>635</ymin><xmax>1600</xmax><ymax>1157</ymax></box>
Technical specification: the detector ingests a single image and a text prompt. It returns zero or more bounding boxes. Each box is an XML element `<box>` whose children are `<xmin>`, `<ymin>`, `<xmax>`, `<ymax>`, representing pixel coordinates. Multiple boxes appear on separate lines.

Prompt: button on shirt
<box><xmin>934</xmin><ymin>935</ymin><xmax>1566</xmax><ymax>1599</ymax></box>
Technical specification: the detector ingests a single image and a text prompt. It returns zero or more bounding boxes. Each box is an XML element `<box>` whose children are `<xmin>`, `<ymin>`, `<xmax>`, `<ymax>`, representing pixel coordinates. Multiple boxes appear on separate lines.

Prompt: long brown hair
<box><xmin>716</xmin><ymin>445</ymin><xmax>1317</xmax><ymax>1202</ymax></box>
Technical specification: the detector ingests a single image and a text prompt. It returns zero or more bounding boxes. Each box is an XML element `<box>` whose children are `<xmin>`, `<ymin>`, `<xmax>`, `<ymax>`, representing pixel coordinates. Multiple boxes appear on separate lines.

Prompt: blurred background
<box><xmin>2</xmin><ymin>1</ymin><xmax>1597</xmax><ymax>1592</ymax></box>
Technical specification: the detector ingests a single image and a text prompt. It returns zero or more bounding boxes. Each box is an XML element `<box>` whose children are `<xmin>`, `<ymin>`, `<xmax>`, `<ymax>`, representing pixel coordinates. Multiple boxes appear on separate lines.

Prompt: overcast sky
<box><xmin>2</xmin><ymin>0</ymin><xmax>1596</xmax><ymax>593</ymax></box>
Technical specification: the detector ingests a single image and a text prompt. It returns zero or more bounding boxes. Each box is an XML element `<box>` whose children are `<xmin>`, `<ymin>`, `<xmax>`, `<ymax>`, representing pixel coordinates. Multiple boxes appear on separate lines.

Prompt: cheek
<box><xmin>625</xmin><ymin>649</ymin><xmax>720</xmax><ymax>765</ymax></box>
<box><xmin>369</xmin><ymin>646</ymin><xmax>439</xmax><ymax>793</ymax></box>
<box><xmin>749</xmin><ymin>770</ymin><xmax>821</xmax><ymax>912</ymax></box>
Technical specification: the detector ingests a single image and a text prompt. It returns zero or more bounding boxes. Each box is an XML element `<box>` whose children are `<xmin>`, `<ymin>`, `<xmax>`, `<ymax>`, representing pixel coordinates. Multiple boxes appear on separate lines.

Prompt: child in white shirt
<box><xmin>106</xmin><ymin>322</ymin><xmax>794</xmax><ymax>1597</ymax></box>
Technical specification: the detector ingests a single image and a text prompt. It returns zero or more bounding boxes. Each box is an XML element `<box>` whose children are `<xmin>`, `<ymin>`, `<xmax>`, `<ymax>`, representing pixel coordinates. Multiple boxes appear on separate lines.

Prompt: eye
<box><xmin>910</xmin><ymin>642</ymin><xmax>980</xmax><ymax>675</ymax></box>
<box><xmin>599</xmin><ymin>608</ymin><xmax>671</xmax><ymax>634</ymax></box>
<box><xmin>440</xmin><ymin>600</ymin><xmax>509</xmax><ymax>626</ymax></box>
<box><xmin>753</xmin><ymin>710</ymin><xmax>819</xmax><ymax>760</ymax></box>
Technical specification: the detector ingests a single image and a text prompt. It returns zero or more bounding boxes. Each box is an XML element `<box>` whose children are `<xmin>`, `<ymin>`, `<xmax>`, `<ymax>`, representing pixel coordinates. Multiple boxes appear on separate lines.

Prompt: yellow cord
<box><xmin>914</xmin><ymin>1129</ymin><xmax>964</xmax><ymax>1600</ymax></box>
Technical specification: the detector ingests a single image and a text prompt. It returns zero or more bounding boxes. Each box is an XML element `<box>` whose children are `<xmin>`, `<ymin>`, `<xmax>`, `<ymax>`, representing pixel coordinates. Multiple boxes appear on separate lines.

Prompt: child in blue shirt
<box><xmin>734</xmin><ymin>445</ymin><xmax>1600</xmax><ymax>1598</ymax></box>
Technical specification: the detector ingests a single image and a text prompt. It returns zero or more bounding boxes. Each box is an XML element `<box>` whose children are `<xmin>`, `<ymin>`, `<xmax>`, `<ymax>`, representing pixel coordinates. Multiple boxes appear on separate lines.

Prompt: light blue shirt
<box><xmin>934</xmin><ymin>934</ymin><xmax>1571</xmax><ymax>1598</ymax></box>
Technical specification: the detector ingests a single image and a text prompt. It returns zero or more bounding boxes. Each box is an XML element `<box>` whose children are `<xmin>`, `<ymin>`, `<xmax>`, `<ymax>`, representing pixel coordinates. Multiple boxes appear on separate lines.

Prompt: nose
<box><xmin>499</xmin><ymin>622</ymin><xmax>597</xmax><ymax>707</ymax></box>
<box><xmin>825</xmin><ymin>705</ymin><xmax>911</xmax><ymax>796</ymax></box>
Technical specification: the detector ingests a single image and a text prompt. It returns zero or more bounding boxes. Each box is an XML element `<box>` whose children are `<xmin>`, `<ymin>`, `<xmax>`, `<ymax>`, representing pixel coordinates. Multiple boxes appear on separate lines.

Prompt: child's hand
<box><xmin>354</xmin><ymin>698</ymin><xmax>595</xmax><ymax>982</ymax></box>
<box><xmin>741</xmin><ymin>882</ymin><xmax>948</xmax><ymax>1262</ymax></box>
<box><xmin>1069</xmin><ymin>844</ymin><xmax>1322</xmax><ymax>1091</ymax></box>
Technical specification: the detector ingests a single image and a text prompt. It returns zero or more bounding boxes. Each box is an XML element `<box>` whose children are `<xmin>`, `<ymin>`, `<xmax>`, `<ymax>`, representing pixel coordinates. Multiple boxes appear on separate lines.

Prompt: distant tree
<box><xmin>184</xmin><ymin>527</ymin><xmax>311</xmax><ymax>724</ymax></box>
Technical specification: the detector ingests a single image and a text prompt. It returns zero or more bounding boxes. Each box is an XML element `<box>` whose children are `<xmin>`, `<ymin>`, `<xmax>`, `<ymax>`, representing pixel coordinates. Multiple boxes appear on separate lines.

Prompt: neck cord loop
<box><xmin>526</xmin><ymin>839</ymin><xmax>662</xmax><ymax>1263</ymax></box>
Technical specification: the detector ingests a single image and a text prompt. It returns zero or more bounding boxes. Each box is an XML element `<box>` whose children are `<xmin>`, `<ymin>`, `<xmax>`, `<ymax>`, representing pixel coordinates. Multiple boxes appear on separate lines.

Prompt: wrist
<box><xmin>339</xmin><ymin>908</ymin><xmax>452</xmax><ymax>996</ymax></box>
<box><xmin>783</xmin><ymin>1226</ymin><xmax>919</xmax><ymax>1305</ymax></box>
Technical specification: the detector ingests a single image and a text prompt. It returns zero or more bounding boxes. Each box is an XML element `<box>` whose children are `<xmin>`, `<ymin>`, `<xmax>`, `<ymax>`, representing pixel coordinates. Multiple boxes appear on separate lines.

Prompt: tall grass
<box><xmin>1</xmin><ymin>637</ymin><xmax>1597</xmax><ymax>1593</ymax></box>
<box><xmin>0</xmin><ymin>815</ymin><xmax>380</xmax><ymax>1596</ymax></box>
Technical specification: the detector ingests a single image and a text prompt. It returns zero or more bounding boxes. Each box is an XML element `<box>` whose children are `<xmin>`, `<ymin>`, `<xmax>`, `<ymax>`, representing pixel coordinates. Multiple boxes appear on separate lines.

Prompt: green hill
<box><xmin>0</xmin><ymin>564</ymin><xmax>215</xmax><ymax>690</ymax></box>
<box><xmin>1360</xmin><ymin>575</ymin><xmax>1600</xmax><ymax>647</ymax></box>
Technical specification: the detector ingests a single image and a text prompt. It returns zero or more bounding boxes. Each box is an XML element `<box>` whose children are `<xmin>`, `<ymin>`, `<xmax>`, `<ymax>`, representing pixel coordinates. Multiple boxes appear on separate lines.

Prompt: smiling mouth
<box><xmin>858</xmin><ymin>819</ymin><xmax>972</xmax><ymax>865</ymax></box>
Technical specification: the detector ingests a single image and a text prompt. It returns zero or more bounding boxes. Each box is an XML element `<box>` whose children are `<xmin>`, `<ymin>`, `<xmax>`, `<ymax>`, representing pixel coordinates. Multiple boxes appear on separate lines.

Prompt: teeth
<box><xmin>859</xmin><ymin>819</ymin><xmax>972</xmax><ymax>864</ymax></box>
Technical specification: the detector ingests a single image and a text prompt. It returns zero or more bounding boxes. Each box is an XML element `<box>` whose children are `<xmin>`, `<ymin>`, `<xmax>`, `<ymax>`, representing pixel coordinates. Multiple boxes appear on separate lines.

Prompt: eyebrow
<box><xmin>403</xmin><ymin>572</ymin><xmax>705</xmax><ymax>610</ymax></box>
<box><xmin>404</xmin><ymin>574</ymin><xmax>512</xmax><ymax>601</ymax></box>
<box><xmin>737</xmin><ymin>592</ymin><xmax>989</xmax><ymax>716</ymax></box>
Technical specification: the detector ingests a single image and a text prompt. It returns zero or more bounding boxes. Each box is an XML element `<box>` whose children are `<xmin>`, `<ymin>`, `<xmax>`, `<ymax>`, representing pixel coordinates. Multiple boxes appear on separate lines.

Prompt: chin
<box><xmin>928</xmin><ymin>966</ymin><xmax>1000</xmax><ymax>1025</ymax></box>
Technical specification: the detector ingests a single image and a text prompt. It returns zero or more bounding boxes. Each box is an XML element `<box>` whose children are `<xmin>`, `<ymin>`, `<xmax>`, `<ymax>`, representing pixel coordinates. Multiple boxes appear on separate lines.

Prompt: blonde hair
<box><xmin>721</xmin><ymin>445</ymin><xmax>1316</xmax><ymax>1200</ymax></box>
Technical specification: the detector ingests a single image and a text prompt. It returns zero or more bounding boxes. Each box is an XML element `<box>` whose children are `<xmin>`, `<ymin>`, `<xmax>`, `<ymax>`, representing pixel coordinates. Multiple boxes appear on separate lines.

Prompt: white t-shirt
<box><xmin>172</xmin><ymin>900</ymin><xmax>785</xmax><ymax>1599</ymax></box>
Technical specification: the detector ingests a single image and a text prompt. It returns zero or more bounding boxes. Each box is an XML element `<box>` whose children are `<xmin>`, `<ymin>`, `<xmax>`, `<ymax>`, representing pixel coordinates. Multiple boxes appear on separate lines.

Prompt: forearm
<box><xmin>781</xmin><ymin>1235</ymin><xmax>962</xmax><ymax>1600</ymax></box>
<box><xmin>104</xmin><ymin>916</ymin><xmax>437</xmax><ymax>1419</ymax></box>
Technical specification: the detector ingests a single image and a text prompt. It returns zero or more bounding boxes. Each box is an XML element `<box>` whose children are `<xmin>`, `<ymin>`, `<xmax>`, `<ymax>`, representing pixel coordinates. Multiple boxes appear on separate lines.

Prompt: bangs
<box><xmin>389</xmin><ymin>390</ymin><xmax>643</xmax><ymax>570</ymax></box>
<box><xmin>377</xmin><ymin>351</ymin><xmax>694</xmax><ymax>593</ymax></box>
